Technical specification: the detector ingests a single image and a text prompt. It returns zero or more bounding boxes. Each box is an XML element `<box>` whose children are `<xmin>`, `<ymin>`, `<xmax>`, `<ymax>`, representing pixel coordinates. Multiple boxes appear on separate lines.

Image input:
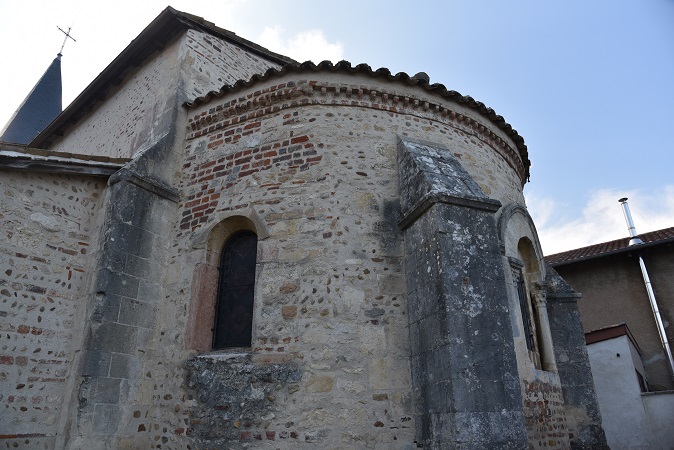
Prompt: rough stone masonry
<box><xmin>0</xmin><ymin>7</ymin><xmax>608</xmax><ymax>449</ymax></box>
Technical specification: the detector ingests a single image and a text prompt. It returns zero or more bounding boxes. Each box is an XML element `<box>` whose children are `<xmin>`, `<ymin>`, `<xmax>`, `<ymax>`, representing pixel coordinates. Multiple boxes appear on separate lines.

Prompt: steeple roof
<box><xmin>0</xmin><ymin>54</ymin><xmax>63</xmax><ymax>144</ymax></box>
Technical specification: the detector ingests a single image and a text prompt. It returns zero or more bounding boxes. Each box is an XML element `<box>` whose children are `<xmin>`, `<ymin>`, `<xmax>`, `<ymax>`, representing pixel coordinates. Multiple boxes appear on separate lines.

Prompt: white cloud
<box><xmin>257</xmin><ymin>26</ymin><xmax>344</xmax><ymax>63</ymax></box>
<box><xmin>526</xmin><ymin>185</ymin><xmax>674</xmax><ymax>255</ymax></box>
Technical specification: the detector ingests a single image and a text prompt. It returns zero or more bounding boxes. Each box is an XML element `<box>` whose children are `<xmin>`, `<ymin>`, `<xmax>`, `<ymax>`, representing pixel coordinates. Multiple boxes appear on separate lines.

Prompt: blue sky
<box><xmin>1</xmin><ymin>0</ymin><xmax>672</xmax><ymax>254</ymax></box>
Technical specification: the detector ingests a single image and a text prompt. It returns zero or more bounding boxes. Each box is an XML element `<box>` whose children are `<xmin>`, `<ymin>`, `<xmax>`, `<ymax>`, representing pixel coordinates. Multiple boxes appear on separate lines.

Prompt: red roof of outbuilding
<box><xmin>545</xmin><ymin>226</ymin><xmax>674</xmax><ymax>266</ymax></box>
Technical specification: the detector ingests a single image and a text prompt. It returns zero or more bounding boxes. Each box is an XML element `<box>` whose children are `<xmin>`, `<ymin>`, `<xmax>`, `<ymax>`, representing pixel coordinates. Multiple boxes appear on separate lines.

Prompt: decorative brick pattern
<box><xmin>186</xmin><ymin>79</ymin><xmax>528</xmax><ymax>186</ymax></box>
<box><xmin>180</xmin><ymin>126</ymin><xmax>321</xmax><ymax>231</ymax></box>
<box><xmin>523</xmin><ymin>381</ymin><xmax>569</xmax><ymax>449</ymax></box>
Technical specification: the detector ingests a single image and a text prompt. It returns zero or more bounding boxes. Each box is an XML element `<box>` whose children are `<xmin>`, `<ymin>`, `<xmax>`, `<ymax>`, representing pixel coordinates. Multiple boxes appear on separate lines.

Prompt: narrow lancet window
<box><xmin>515</xmin><ymin>269</ymin><xmax>536</xmax><ymax>353</ymax></box>
<box><xmin>213</xmin><ymin>230</ymin><xmax>257</xmax><ymax>349</ymax></box>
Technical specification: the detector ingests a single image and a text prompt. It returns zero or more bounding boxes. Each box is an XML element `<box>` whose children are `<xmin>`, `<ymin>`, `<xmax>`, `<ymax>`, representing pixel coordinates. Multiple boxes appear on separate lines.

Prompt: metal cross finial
<box><xmin>57</xmin><ymin>26</ymin><xmax>76</xmax><ymax>56</ymax></box>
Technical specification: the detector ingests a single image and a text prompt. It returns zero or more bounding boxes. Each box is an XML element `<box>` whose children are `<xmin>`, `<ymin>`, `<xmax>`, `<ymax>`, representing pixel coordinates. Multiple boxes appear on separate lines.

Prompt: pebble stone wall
<box><xmin>0</xmin><ymin>171</ymin><xmax>105</xmax><ymax>448</ymax></box>
<box><xmin>146</xmin><ymin>70</ymin><xmax>533</xmax><ymax>448</ymax></box>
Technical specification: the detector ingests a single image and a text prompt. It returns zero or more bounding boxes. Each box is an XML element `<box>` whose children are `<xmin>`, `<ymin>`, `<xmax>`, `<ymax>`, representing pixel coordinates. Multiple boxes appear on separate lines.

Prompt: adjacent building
<box><xmin>547</xmin><ymin>226</ymin><xmax>674</xmax><ymax>449</ymax></box>
<box><xmin>547</xmin><ymin>226</ymin><xmax>674</xmax><ymax>390</ymax></box>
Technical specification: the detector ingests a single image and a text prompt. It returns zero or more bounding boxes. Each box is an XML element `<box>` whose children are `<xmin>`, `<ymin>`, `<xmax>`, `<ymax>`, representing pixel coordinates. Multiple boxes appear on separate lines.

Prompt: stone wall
<box><xmin>49</xmin><ymin>37</ymin><xmax>184</xmax><ymax>160</ymax></box>
<box><xmin>0</xmin><ymin>170</ymin><xmax>105</xmax><ymax>448</ymax></box>
<box><xmin>398</xmin><ymin>137</ymin><xmax>528</xmax><ymax>448</ymax></box>
<box><xmin>68</xmin><ymin>174</ymin><xmax>179</xmax><ymax>448</ymax></box>
<box><xmin>546</xmin><ymin>268</ymin><xmax>609</xmax><ymax>449</ymax></box>
<box><xmin>0</xmin><ymin>36</ymin><xmax>611</xmax><ymax>447</ymax></box>
<box><xmin>49</xmin><ymin>29</ymin><xmax>283</xmax><ymax>161</ymax></box>
<box><xmin>152</xmin><ymin>70</ymin><xmax>531</xmax><ymax>448</ymax></box>
<box><xmin>183</xmin><ymin>29</ymin><xmax>284</xmax><ymax>100</ymax></box>
<box><xmin>496</xmin><ymin>204</ymin><xmax>578</xmax><ymax>448</ymax></box>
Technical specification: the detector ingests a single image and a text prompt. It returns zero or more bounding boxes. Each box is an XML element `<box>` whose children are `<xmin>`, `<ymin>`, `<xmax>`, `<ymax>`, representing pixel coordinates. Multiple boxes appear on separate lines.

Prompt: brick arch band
<box><xmin>186</xmin><ymin>78</ymin><xmax>529</xmax><ymax>187</ymax></box>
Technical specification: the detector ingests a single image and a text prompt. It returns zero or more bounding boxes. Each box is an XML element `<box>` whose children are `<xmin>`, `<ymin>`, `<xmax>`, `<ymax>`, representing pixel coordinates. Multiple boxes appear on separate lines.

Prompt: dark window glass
<box><xmin>213</xmin><ymin>231</ymin><xmax>257</xmax><ymax>349</ymax></box>
<box><xmin>515</xmin><ymin>269</ymin><xmax>536</xmax><ymax>352</ymax></box>
<box><xmin>635</xmin><ymin>370</ymin><xmax>648</xmax><ymax>393</ymax></box>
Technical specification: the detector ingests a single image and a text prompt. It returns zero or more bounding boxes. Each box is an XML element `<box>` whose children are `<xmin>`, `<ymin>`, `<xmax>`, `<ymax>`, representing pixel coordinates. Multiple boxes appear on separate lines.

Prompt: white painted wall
<box><xmin>643</xmin><ymin>391</ymin><xmax>674</xmax><ymax>450</ymax></box>
<box><xmin>587</xmin><ymin>335</ymin><xmax>659</xmax><ymax>449</ymax></box>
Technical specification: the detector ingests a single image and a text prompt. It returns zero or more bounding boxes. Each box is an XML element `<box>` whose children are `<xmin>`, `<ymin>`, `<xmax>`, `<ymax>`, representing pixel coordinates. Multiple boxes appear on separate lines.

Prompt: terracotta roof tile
<box><xmin>545</xmin><ymin>226</ymin><xmax>674</xmax><ymax>266</ymax></box>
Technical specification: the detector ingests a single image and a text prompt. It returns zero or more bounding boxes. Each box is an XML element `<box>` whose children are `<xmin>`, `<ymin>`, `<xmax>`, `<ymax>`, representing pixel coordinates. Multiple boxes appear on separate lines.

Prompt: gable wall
<box><xmin>49</xmin><ymin>37</ymin><xmax>185</xmax><ymax>160</ymax></box>
<box><xmin>181</xmin><ymin>29</ymin><xmax>284</xmax><ymax>100</ymax></box>
<box><xmin>48</xmin><ymin>29</ymin><xmax>283</xmax><ymax>161</ymax></box>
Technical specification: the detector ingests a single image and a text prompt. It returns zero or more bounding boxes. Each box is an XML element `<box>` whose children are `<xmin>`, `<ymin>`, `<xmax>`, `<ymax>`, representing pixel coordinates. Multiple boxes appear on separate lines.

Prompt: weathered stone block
<box><xmin>118</xmin><ymin>298</ymin><xmax>155</xmax><ymax>329</ymax></box>
<box><xmin>95</xmin><ymin>269</ymin><xmax>140</xmax><ymax>299</ymax></box>
<box><xmin>91</xmin><ymin>292</ymin><xmax>121</xmax><ymax>323</ymax></box>
<box><xmin>137</xmin><ymin>279</ymin><xmax>162</xmax><ymax>302</ymax></box>
<box><xmin>93</xmin><ymin>404</ymin><xmax>122</xmax><ymax>434</ymax></box>
<box><xmin>306</xmin><ymin>375</ymin><xmax>334</xmax><ymax>393</ymax></box>
<box><xmin>91</xmin><ymin>322</ymin><xmax>139</xmax><ymax>354</ymax></box>
<box><xmin>82</xmin><ymin>350</ymin><xmax>112</xmax><ymax>377</ymax></box>
<box><xmin>89</xmin><ymin>377</ymin><xmax>123</xmax><ymax>404</ymax></box>
<box><xmin>281</xmin><ymin>305</ymin><xmax>297</xmax><ymax>319</ymax></box>
<box><xmin>110</xmin><ymin>353</ymin><xmax>143</xmax><ymax>380</ymax></box>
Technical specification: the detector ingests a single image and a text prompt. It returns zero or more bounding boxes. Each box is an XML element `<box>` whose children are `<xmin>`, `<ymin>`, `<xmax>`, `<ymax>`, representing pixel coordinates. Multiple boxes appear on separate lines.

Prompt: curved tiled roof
<box><xmin>545</xmin><ymin>226</ymin><xmax>674</xmax><ymax>266</ymax></box>
<box><xmin>185</xmin><ymin>60</ymin><xmax>530</xmax><ymax>181</ymax></box>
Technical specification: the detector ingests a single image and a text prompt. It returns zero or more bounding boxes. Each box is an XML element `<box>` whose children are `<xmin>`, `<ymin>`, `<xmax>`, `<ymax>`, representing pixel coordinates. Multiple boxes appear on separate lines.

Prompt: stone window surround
<box><xmin>497</xmin><ymin>203</ymin><xmax>558</xmax><ymax>374</ymax></box>
<box><xmin>509</xmin><ymin>251</ymin><xmax>557</xmax><ymax>373</ymax></box>
<box><xmin>185</xmin><ymin>208</ymin><xmax>269</xmax><ymax>352</ymax></box>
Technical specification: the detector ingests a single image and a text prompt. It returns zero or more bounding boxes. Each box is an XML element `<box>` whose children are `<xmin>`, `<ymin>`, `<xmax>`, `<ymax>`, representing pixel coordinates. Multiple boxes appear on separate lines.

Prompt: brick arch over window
<box><xmin>185</xmin><ymin>211</ymin><xmax>268</xmax><ymax>352</ymax></box>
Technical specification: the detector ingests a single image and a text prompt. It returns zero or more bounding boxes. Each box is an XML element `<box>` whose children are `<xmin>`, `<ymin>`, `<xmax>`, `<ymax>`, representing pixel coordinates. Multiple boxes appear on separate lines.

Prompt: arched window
<box><xmin>513</xmin><ymin>264</ymin><xmax>542</xmax><ymax>368</ymax></box>
<box><xmin>514</xmin><ymin>237</ymin><xmax>556</xmax><ymax>372</ymax></box>
<box><xmin>513</xmin><ymin>267</ymin><xmax>537</xmax><ymax>357</ymax></box>
<box><xmin>213</xmin><ymin>230</ymin><xmax>257</xmax><ymax>349</ymax></box>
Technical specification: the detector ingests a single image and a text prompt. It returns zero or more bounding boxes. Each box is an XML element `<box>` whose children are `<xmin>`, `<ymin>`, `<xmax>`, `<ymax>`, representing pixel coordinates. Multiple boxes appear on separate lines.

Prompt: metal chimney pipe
<box><xmin>619</xmin><ymin>197</ymin><xmax>643</xmax><ymax>245</ymax></box>
<box><xmin>618</xmin><ymin>198</ymin><xmax>674</xmax><ymax>380</ymax></box>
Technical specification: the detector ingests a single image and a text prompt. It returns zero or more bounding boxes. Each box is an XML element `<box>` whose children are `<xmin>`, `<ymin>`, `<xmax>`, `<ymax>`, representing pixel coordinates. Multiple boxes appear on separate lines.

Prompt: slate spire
<box><xmin>0</xmin><ymin>54</ymin><xmax>63</xmax><ymax>144</ymax></box>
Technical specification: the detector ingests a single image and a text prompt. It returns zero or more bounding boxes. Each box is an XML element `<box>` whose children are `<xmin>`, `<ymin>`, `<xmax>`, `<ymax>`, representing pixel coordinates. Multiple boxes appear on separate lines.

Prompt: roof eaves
<box><xmin>547</xmin><ymin>229</ymin><xmax>674</xmax><ymax>267</ymax></box>
<box><xmin>0</xmin><ymin>143</ymin><xmax>128</xmax><ymax>177</ymax></box>
<box><xmin>585</xmin><ymin>323</ymin><xmax>643</xmax><ymax>355</ymax></box>
<box><xmin>183</xmin><ymin>60</ymin><xmax>530</xmax><ymax>181</ymax></box>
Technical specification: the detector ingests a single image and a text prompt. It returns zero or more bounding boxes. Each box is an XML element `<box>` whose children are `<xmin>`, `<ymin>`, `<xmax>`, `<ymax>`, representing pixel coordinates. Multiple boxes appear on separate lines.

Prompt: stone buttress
<box><xmin>398</xmin><ymin>136</ymin><xmax>528</xmax><ymax>448</ymax></box>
